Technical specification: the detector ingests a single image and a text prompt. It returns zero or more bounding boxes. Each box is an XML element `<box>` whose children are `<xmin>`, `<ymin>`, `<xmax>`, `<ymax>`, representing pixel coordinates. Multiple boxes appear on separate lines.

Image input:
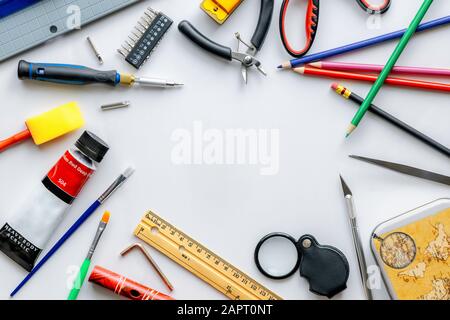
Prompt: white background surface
<box><xmin>0</xmin><ymin>0</ymin><xmax>449</xmax><ymax>300</ymax></box>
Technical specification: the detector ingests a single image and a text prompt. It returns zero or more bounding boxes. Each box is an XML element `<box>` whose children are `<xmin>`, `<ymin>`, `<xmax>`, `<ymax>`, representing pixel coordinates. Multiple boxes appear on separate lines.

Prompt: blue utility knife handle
<box><xmin>17</xmin><ymin>60</ymin><xmax>120</xmax><ymax>86</ymax></box>
<box><xmin>0</xmin><ymin>0</ymin><xmax>41</xmax><ymax>19</ymax></box>
<box><xmin>251</xmin><ymin>0</ymin><xmax>274</xmax><ymax>51</ymax></box>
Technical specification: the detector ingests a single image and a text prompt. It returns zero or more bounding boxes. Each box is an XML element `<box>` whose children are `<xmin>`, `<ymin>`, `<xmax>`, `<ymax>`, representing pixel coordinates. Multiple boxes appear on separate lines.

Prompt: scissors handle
<box><xmin>279</xmin><ymin>0</ymin><xmax>320</xmax><ymax>58</ymax></box>
<box><xmin>356</xmin><ymin>0</ymin><xmax>391</xmax><ymax>14</ymax></box>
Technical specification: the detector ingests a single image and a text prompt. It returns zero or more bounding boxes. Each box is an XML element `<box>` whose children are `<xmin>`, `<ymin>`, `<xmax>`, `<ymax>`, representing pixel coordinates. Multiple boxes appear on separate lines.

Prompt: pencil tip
<box><xmin>346</xmin><ymin>124</ymin><xmax>356</xmax><ymax>138</ymax></box>
<box><xmin>278</xmin><ymin>62</ymin><xmax>292</xmax><ymax>69</ymax></box>
<box><xmin>293</xmin><ymin>67</ymin><xmax>305</xmax><ymax>74</ymax></box>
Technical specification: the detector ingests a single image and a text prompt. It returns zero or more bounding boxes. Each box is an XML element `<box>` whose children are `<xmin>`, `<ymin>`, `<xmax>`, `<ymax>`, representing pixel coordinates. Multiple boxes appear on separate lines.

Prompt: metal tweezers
<box><xmin>350</xmin><ymin>155</ymin><xmax>450</xmax><ymax>186</ymax></box>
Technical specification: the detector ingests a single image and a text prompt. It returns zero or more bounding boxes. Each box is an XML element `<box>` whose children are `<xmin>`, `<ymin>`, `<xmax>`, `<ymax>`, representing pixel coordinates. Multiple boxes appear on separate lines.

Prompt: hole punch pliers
<box><xmin>279</xmin><ymin>0</ymin><xmax>391</xmax><ymax>58</ymax></box>
<box><xmin>178</xmin><ymin>0</ymin><xmax>274</xmax><ymax>84</ymax></box>
<box><xmin>279</xmin><ymin>0</ymin><xmax>320</xmax><ymax>58</ymax></box>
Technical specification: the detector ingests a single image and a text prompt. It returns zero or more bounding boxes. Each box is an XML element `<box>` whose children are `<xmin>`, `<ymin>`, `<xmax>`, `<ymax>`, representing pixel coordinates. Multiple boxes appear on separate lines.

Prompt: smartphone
<box><xmin>371</xmin><ymin>198</ymin><xmax>450</xmax><ymax>300</ymax></box>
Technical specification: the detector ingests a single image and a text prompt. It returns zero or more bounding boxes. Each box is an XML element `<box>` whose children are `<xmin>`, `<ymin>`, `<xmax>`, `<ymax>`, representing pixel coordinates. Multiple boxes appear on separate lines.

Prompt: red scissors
<box><xmin>279</xmin><ymin>0</ymin><xmax>391</xmax><ymax>58</ymax></box>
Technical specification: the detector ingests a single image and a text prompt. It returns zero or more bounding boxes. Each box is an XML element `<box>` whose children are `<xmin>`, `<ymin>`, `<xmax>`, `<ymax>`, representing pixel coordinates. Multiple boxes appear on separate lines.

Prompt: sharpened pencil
<box><xmin>293</xmin><ymin>67</ymin><xmax>450</xmax><ymax>92</ymax></box>
<box><xmin>331</xmin><ymin>83</ymin><xmax>450</xmax><ymax>157</ymax></box>
<box><xmin>309</xmin><ymin>61</ymin><xmax>450</xmax><ymax>78</ymax></box>
<box><xmin>347</xmin><ymin>0</ymin><xmax>435</xmax><ymax>137</ymax></box>
<box><xmin>277</xmin><ymin>15</ymin><xmax>450</xmax><ymax>69</ymax></box>
<box><xmin>10</xmin><ymin>167</ymin><xmax>135</xmax><ymax>297</ymax></box>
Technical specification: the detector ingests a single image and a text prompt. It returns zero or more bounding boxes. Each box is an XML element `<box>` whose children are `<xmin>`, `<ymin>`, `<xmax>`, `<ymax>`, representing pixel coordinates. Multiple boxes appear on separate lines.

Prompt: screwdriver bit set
<box><xmin>118</xmin><ymin>7</ymin><xmax>173</xmax><ymax>69</ymax></box>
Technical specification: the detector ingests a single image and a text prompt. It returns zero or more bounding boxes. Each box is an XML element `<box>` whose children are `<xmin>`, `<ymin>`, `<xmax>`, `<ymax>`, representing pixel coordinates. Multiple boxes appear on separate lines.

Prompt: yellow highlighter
<box><xmin>0</xmin><ymin>102</ymin><xmax>84</xmax><ymax>153</ymax></box>
<box><xmin>201</xmin><ymin>0</ymin><xmax>243</xmax><ymax>24</ymax></box>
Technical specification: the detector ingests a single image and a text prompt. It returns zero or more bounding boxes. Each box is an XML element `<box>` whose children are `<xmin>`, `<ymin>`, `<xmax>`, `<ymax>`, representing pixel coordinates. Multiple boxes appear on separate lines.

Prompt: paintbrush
<box><xmin>68</xmin><ymin>211</ymin><xmax>111</xmax><ymax>300</ymax></box>
<box><xmin>10</xmin><ymin>167</ymin><xmax>135</xmax><ymax>297</ymax></box>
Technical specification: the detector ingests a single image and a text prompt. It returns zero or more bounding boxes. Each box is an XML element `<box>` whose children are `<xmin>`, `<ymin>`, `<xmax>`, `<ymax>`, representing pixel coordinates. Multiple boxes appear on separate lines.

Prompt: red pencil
<box><xmin>293</xmin><ymin>67</ymin><xmax>450</xmax><ymax>92</ymax></box>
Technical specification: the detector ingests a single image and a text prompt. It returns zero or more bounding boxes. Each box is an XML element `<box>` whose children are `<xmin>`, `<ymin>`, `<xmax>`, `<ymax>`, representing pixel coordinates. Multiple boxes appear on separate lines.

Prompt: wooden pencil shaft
<box><xmin>298</xmin><ymin>67</ymin><xmax>450</xmax><ymax>92</ymax></box>
<box><xmin>348</xmin><ymin>91</ymin><xmax>450</xmax><ymax>157</ymax></box>
<box><xmin>312</xmin><ymin>61</ymin><xmax>450</xmax><ymax>77</ymax></box>
<box><xmin>351</xmin><ymin>0</ymin><xmax>435</xmax><ymax>129</ymax></box>
<box><xmin>283</xmin><ymin>15</ymin><xmax>450</xmax><ymax>69</ymax></box>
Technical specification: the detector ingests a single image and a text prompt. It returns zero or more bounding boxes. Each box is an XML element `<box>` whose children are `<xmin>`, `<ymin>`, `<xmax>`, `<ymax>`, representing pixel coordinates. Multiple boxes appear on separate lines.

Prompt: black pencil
<box><xmin>331</xmin><ymin>83</ymin><xmax>450</xmax><ymax>157</ymax></box>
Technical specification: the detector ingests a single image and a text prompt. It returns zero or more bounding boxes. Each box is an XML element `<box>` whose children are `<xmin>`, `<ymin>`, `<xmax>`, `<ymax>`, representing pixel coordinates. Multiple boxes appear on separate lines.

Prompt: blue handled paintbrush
<box><xmin>10</xmin><ymin>166</ymin><xmax>135</xmax><ymax>297</ymax></box>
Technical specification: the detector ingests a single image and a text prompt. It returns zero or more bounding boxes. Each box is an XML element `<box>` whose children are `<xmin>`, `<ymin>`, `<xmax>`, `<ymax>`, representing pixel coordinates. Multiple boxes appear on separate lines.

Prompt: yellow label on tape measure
<box><xmin>201</xmin><ymin>0</ymin><xmax>244</xmax><ymax>24</ymax></box>
<box><xmin>134</xmin><ymin>211</ymin><xmax>282</xmax><ymax>300</ymax></box>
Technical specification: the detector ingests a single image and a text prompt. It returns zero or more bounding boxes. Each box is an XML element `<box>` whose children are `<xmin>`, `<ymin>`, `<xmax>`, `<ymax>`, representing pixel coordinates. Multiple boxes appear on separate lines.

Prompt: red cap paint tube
<box><xmin>89</xmin><ymin>265</ymin><xmax>175</xmax><ymax>300</ymax></box>
<box><xmin>0</xmin><ymin>131</ymin><xmax>109</xmax><ymax>271</ymax></box>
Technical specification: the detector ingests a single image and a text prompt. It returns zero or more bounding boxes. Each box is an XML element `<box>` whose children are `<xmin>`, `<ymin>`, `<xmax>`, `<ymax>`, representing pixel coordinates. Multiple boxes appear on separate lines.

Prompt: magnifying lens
<box><xmin>254</xmin><ymin>233</ymin><xmax>300</xmax><ymax>279</ymax></box>
<box><xmin>254</xmin><ymin>232</ymin><xmax>350</xmax><ymax>298</ymax></box>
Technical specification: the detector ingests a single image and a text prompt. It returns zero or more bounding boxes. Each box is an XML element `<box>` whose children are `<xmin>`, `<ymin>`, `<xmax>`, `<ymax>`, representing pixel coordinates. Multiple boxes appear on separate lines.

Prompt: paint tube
<box><xmin>0</xmin><ymin>131</ymin><xmax>109</xmax><ymax>271</ymax></box>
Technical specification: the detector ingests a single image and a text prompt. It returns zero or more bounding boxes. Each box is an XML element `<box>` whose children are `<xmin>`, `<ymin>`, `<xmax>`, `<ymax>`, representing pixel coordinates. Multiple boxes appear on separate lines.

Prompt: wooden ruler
<box><xmin>134</xmin><ymin>211</ymin><xmax>282</xmax><ymax>300</ymax></box>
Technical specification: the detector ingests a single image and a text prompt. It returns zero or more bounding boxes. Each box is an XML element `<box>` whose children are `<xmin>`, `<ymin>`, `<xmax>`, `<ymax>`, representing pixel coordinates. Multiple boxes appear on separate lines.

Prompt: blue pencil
<box><xmin>278</xmin><ymin>15</ymin><xmax>450</xmax><ymax>69</ymax></box>
<box><xmin>10</xmin><ymin>167</ymin><xmax>135</xmax><ymax>297</ymax></box>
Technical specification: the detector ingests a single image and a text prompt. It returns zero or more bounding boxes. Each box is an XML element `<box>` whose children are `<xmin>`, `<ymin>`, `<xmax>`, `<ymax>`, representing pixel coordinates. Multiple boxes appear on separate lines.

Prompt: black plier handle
<box><xmin>178</xmin><ymin>20</ymin><xmax>233</xmax><ymax>61</ymax></box>
<box><xmin>178</xmin><ymin>0</ymin><xmax>274</xmax><ymax>83</ymax></box>
<box><xmin>251</xmin><ymin>0</ymin><xmax>275</xmax><ymax>54</ymax></box>
<box><xmin>179</xmin><ymin>0</ymin><xmax>274</xmax><ymax>58</ymax></box>
<box><xmin>178</xmin><ymin>21</ymin><xmax>264</xmax><ymax>68</ymax></box>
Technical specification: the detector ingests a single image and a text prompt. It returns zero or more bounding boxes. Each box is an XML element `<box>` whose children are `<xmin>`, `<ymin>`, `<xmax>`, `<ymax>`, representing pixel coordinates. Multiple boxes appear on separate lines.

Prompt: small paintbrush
<box><xmin>68</xmin><ymin>211</ymin><xmax>111</xmax><ymax>300</ymax></box>
<box><xmin>10</xmin><ymin>167</ymin><xmax>135</xmax><ymax>297</ymax></box>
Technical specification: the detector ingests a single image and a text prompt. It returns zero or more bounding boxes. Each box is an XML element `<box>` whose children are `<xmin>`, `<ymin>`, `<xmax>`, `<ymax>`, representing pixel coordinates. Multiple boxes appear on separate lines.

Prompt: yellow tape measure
<box><xmin>134</xmin><ymin>211</ymin><xmax>282</xmax><ymax>300</ymax></box>
<box><xmin>200</xmin><ymin>0</ymin><xmax>244</xmax><ymax>24</ymax></box>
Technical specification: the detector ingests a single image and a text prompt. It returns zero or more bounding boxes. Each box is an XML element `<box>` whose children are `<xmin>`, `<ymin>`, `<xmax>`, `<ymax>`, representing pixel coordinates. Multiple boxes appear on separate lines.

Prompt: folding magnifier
<box><xmin>255</xmin><ymin>233</ymin><xmax>350</xmax><ymax>298</ymax></box>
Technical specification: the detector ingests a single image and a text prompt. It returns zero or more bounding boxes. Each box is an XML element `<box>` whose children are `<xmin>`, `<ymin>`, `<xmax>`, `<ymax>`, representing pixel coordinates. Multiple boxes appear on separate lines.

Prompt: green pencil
<box><xmin>346</xmin><ymin>0</ymin><xmax>434</xmax><ymax>137</ymax></box>
<box><xmin>67</xmin><ymin>211</ymin><xmax>110</xmax><ymax>300</ymax></box>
